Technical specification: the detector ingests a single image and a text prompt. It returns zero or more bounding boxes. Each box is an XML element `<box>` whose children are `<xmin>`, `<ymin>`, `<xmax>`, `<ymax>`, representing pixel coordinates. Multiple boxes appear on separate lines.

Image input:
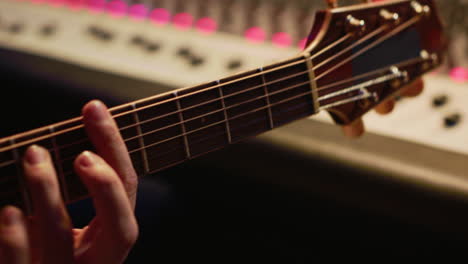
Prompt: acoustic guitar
<box><xmin>0</xmin><ymin>0</ymin><xmax>447</xmax><ymax>214</ymax></box>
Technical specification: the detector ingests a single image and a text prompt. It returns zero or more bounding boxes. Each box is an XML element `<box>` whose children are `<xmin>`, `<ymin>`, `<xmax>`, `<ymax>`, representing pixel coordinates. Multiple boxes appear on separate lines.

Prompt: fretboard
<box><xmin>0</xmin><ymin>55</ymin><xmax>318</xmax><ymax>213</ymax></box>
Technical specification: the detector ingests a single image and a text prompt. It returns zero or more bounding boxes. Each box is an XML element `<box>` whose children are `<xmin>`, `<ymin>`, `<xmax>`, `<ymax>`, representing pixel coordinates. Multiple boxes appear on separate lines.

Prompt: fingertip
<box><xmin>24</xmin><ymin>145</ymin><xmax>49</xmax><ymax>166</ymax></box>
<box><xmin>75</xmin><ymin>151</ymin><xmax>98</xmax><ymax>169</ymax></box>
<box><xmin>74</xmin><ymin>151</ymin><xmax>119</xmax><ymax>189</ymax></box>
<box><xmin>82</xmin><ymin>100</ymin><xmax>110</xmax><ymax>123</ymax></box>
<box><xmin>74</xmin><ymin>151</ymin><xmax>107</xmax><ymax>182</ymax></box>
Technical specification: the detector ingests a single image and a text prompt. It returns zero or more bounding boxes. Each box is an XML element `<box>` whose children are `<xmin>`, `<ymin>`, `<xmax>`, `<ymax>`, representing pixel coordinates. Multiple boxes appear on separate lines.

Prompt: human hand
<box><xmin>0</xmin><ymin>100</ymin><xmax>139</xmax><ymax>264</ymax></box>
<box><xmin>342</xmin><ymin>78</ymin><xmax>425</xmax><ymax>138</ymax></box>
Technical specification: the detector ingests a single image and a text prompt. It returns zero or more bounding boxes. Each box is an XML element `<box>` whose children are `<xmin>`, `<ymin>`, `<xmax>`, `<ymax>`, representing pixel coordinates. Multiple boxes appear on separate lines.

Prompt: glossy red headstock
<box><xmin>303</xmin><ymin>0</ymin><xmax>447</xmax><ymax>125</ymax></box>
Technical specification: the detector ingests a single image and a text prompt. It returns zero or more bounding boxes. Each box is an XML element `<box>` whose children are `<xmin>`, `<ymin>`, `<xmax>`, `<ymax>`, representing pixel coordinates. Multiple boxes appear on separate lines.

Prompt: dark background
<box><xmin>2</xmin><ymin>49</ymin><xmax>468</xmax><ymax>263</ymax></box>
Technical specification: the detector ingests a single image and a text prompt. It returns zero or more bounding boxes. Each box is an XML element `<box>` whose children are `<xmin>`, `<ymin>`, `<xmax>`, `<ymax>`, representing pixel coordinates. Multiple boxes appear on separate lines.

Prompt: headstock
<box><xmin>303</xmin><ymin>0</ymin><xmax>447</xmax><ymax>125</ymax></box>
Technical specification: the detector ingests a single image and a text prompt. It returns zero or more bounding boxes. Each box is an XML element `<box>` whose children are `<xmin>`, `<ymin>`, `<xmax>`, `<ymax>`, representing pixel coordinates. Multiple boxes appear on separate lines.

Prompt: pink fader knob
<box><xmin>450</xmin><ymin>67</ymin><xmax>468</xmax><ymax>83</ymax></box>
<box><xmin>129</xmin><ymin>4</ymin><xmax>148</xmax><ymax>21</ymax></box>
<box><xmin>106</xmin><ymin>0</ymin><xmax>128</xmax><ymax>18</ymax></box>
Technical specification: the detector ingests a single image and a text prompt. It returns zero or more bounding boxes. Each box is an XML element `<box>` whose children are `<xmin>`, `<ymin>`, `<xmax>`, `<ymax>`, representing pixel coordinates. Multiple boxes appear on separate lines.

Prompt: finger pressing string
<box><xmin>23</xmin><ymin>145</ymin><xmax>74</xmax><ymax>264</ymax></box>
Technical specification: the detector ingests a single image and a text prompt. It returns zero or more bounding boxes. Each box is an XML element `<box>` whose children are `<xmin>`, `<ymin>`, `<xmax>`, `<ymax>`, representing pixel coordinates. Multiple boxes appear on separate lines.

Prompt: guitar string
<box><xmin>0</xmin><ymin>15</ymin><xmax>424</xmax><ymax>157</ymax></box>
<box><xmin>0</xmin><ymin>54</ymin><xmax>427</xmax><ymax>175</ymax></box>
<box><xmin>58</xmin><ymin>57</ymin><xmax>427</xmax><ymax>181</ymax></box>
<box><xmin>0</xmin><ymin>67</ymin><xmax>385</xmax><ymax>169</ymax></box>
<box><xmin>312</xmin><ymin>24</ymin><xmax>390</xmax><ymax>72</ymax></box>
<box><xmin>110</xmin><ymin>15</ymin><xmax>421</xmax><ymax>136</ymax></box>
<box><xmin>316</xmin><ymin>15</ymin><xmax>422</xmax><ymax>81</ymax></box>
<box><xmin>0</xmin><ymin>19</ymin><xmax>405</xmax><ymax>152</ymax></box>
<box><xmin>65</xmin><ymin>59</ymin><xmax>420</xmax><ymax>164</ymax></box>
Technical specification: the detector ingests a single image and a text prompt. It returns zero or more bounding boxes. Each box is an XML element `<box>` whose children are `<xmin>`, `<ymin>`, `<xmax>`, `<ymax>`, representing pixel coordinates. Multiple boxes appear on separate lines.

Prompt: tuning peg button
<box><xmin>380</xmin><ymin>9</ymin><xmax>400</xmax><ymax>24</ymax></box>
<box><xmin>346</xmin><ymin>15</ymin><xmax>366</xmax><ymax>34</ymax></box>
<box><xmin>444</xmin><ymin>113</ymin><xmax>462</xmax><ymax>128</ymax></box>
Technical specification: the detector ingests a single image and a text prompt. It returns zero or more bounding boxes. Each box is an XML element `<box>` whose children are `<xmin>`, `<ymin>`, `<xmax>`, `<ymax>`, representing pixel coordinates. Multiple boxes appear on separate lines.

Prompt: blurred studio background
<box><xmin>1</xmin><ymin>0</ymin><xmax>468</xmax><ymax>262</ymax></box>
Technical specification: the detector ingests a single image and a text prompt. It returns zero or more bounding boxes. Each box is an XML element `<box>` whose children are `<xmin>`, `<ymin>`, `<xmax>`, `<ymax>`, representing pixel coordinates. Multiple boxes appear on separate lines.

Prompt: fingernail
<box><xmin>79</xmin><ymin>151</ymin><xmax>95</xmax><ymax>168</ymax></box>
<box><xmin>25</xmin><ymin>145</ymin><xmax>47</xmax><ymax>165</ymax></box>
<box><xmin>86</xmin><ymin>100</ymin><xmax>108</xmax><ymax>122</ymax></box>
<box><xmin>1</xmin><ymin>206</ymin><xmax>20</xmax><ymax>226</ymax></box>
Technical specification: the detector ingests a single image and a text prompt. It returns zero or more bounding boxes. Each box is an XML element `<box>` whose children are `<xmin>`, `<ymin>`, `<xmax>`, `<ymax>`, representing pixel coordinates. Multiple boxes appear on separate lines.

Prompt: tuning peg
<box><xmin>325</xmin><ymin>0</ymin><xmax>338</xmax><ymax>8</ymax></box>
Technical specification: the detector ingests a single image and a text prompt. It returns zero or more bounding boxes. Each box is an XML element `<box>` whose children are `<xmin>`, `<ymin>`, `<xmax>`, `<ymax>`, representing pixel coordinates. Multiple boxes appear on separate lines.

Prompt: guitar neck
<box><xmin>0</xmin><ymin>54</ymin><xmax>319</xmax><ymax>213</ymax></box>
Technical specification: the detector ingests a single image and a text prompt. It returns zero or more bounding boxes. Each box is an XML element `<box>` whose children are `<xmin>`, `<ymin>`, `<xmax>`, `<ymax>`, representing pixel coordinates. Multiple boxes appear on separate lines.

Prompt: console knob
<box><xmin>190</xmin><ymin>56</ymin><xmax>204</xmax><ymax>67</ymax></box>
<box><xmin>130</xmin><ymin>35</ymin><xmax>145</xmax><ymax>45</ymax></box>
<box><xmin>40</xmin><ymin>24</ymin><xmax>57</xmax><ymax>37</ymax></box>
<box><xmin>444</xmin><ymin>113</ymin><xmax>461</xmax><ymax>128</ymax></box>
<box><xmin>177</xmin><ymin>47</ymin><xmax>191</xmax><ymax>57</ymax></box>
<box><xmin>227</xmin><ymin>60</ymin><xmax>242</xmax><ymax>70</ymax></box>
<box><xmin>432</xmin><ymin>95</ymin><xmax>448</xmax><ymax>108</ymax></box>
<box><xmin>145</xmin><ymin>42</ymin><xmax>161</xmax><ymax>53</ymax></box>
<box><xmin>88</xmin><ymin>25</ymin><xmax>113</xmax><ymax>41</ymax></box>
<box><xmin>8</xmin><ymin>23</ymin><xmax>23</xmax><ymax>34</ymax></box>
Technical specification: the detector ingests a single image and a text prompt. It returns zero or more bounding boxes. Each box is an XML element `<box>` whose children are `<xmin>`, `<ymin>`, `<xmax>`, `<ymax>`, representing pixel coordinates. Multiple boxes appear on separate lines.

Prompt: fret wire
<box><xmin>49</xmin><ymin>125</ymin><xmax>69</xmax><ymax>202</ymax></box>
<box><xmin>9</xmin><ymin>138</ymin><xmax>32</xmax><ymax>214</ymax></box>
<box><xmin>0</xmin><ymin>56</ymin><xmax>429</xmax><ymax>188</ymax></box>
<box><xmin>217</xmin><ymin>80</ymin><xmax>232</xmax><ymax>144</ymax></box>
<box><xmin>131</xmin><ymin>103</ymin><xmax>150</xmax><ymax>174</ymax></box>
<box><xmin>127</xmin><ymin>88</ymin><xmax>314</xmax><ymax>155</ymax></box>
<box><xmin>62</xmin><ymin>56</ymin><xmax>428</xmax><ymax>160</ymax></box>
<box><xmin>118</xmin><ymin>68</ymin><xmax>309</xmax><ymax>132</ymax></box>
<box><xmin>123</xmin><ymin>80</ymin><xmax>311</xmax><ymax>146</ymax></box>
<box><xmin>0</xmin><ymin>55</ymin><xmax>422</xmax><ymax>162</ymax></box>
<box><xmin>121</xmin><ymin>58</ymin><xmax>426</xmax><ymax>156</ymax></box>
<box><xmin>259</xmin><ymin>67</ymin><xmax>275</xmax><ymax>129</ymax></box>
<box><xmin>1</xmin><ymin>15</ymin><xmax>424</xmax><ymax>153</ymax></box>
<box><xmin>174</xmin><ymin>91</ymin><xmax>191</xmax><ymax>159</ymax></box>
<box><xmin>52</xmin><ymin>81</ymin><xmax>308</xmax><ymax>162</ymax></box>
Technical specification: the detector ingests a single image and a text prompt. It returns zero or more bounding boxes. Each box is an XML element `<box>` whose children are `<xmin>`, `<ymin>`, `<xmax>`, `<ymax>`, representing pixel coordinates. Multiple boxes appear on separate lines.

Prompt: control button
<box><xmin>8</xmin><ymin>23</ymin><xmax>23</xmax><ymax>34</ymax></box>
<box><xmin>190</xmin><ymin>56</ymin><xmax>204</xmax><ymax>67</ymax></box>
<box><xmin>444</xmin><ymin>113</ymin><xmax>461</xmax><ymax>128</ymax></box>
<box><xmin>87</xmin><ymin>25</ymin><xmax>113</xmax><ymax>41</ymax></box>
<box><xmin>130</xmin><ymin>35</ymin><xmax>145</xmax><ymax>45</ymax></box>
<box><xmin>145</xmin><ymin>42</ymin><xmax>161</xmax><ymax>53</ymax></box>
<box><xmin>432</xmin><ymin>95</ymin><xmax>448</xmax><ymax>108</ymax></box>
<box><xmin>177</xmin><ymin>47</ymin><xmax>191</xmax><ymax>57</ymax></box>
<box><xmin>227</xmin><ymin>60</ymin><xmax>242</xmax><ymax>70</ymax></box>
<box><xmin>40</xmin><ymin>24</ymin><xmax>57</xmax><ymax>37</ymax></box>
<box><xmin>98</xmin><ymin>31</ymin><xmax>113</xmax><ymax>41</ymax></box>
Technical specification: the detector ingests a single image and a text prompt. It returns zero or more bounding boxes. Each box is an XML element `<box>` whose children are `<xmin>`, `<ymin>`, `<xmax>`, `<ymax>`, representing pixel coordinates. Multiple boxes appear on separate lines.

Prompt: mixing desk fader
<box><xmin>0</xmin><ymin>0</ymin><xmax>468</xmax><ymax>201</ymax></box>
